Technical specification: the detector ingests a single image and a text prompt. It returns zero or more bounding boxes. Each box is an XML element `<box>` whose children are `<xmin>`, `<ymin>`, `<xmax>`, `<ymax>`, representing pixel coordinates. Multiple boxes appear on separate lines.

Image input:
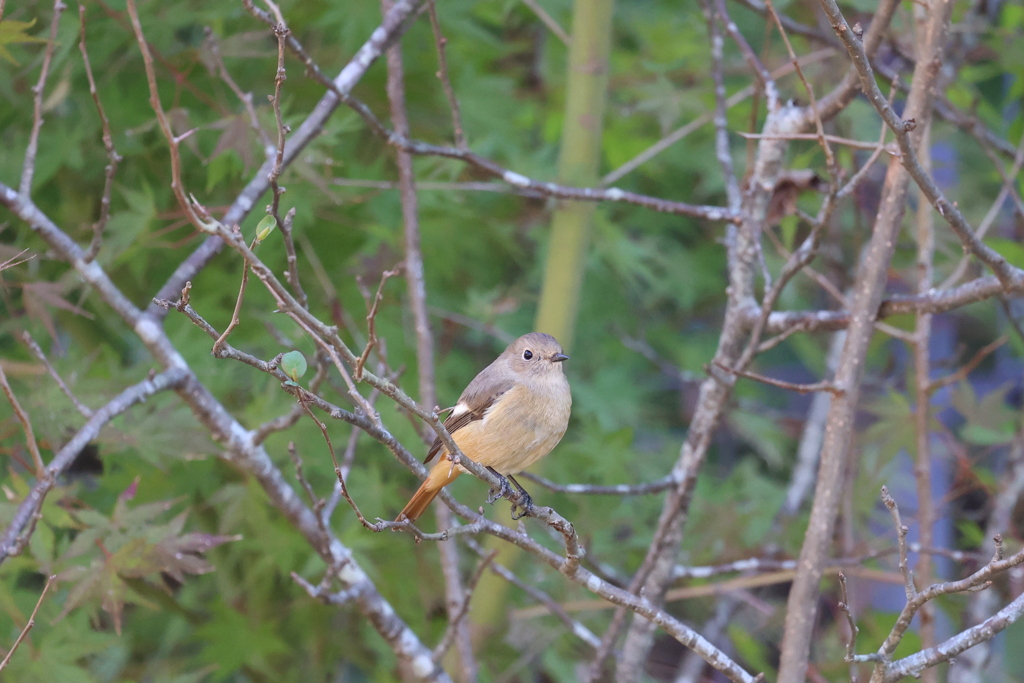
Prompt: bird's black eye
<box><xmin>523</xmin><ymin>350</ymin><xmax>533</xmax><ymax>360</ymax></box>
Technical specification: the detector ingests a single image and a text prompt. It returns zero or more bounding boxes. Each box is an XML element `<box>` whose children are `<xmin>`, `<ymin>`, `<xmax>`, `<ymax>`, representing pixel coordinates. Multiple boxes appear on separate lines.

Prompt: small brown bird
<box><xmin>396</xmin><ymin>332</ymin><xmax>572</xmax><ymax>524</ymax></box>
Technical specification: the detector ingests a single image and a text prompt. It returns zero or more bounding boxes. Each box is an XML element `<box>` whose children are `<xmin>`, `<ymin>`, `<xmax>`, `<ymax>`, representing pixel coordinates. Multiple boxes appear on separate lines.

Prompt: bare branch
<box><xmin>602</xmin><ymin>48</ymin><xmax>837</xmax><ymax>186</ymax></box>
<box><xmin>0</xmin><ymin>364</ymin><xmax>46</xmax><ymax>476</ymax></box>
<box><xmin>519</xmin><ymin>472</ymin><xmax>677</xmax><ymax>496</ymax></box>
<box><xmin>0</xmin><ymin>187</ymin><xmax>451</xmax><ymax>683</ymax></box>
<box><xmin>928</xmin><ymin>335</ymin><xmax>1008</xmax><ymax>394</ymax></box>
<box><xmin>713</xmin><ymin>0</ymin><xmax>778</xmax><ymax>110</ymax></box>
<box><xmin>212</xmin><ymin>230</ymin><xmax>259</xmax><ymax>354</ymax></box>
<box><xmin>738</xmin><ymin>131</ymin><xmax>894</xmax><ymax>152</ymax></box>
<box><xmin>700</xmin><ymin>0</ymin><xmax>741</xmax><ymax>211</ymax></box>
<box><xmin>870</xmin><ymin>534</ymin><xmax>1024</xmax><ymax>682</ymax></box>
<box><xmin>432</xmin><ymin>549</ymin><xmax>497</xmax><ymax>662</ymax></box>
<box><xmin>713</xmin><ymin>360</ymin><xmax>844</xmax><ymax>396</ymax></box>
<box><xmin>427</xmin><ymin>2</ymin><xmax>467</xmax><ymax>149</ymax></box>
<box><xmin>519</xmin><ymin>0</ymin><xmax>570</xmax><ymax>46</ymax></box>
<box><xmin>837</xmin><ymin>571</ymin><xmax>871</xmax><ymax>665</ymax></box>
<box><xmin>354</xmin><ymin>267</ymin><xmax>402</xmax><ymax>381</ymax></box>
<box><xmin>0</xmin><ymin>368</ymin><xmax>188</xmax><ymax>566</ymax></box>
<box><xmin>20</xmin><ymin>0</ymin><xmax>67</xmax><ymax>197</ymax></box>
<box><xmin>817</xmin><ymin>0</ymin><xmax>1024</xmax><ymax>291</ymax></box>
<box><xmin>764</xmin><ymin>0</ymin><xmax>837</xmax><ymax>181</ymax></box>
<box><xmin>202</xmin><ymin>27</ymin><xmax>274</xmax><ymax>154</ymax></box>
<box><xmin>18</xmin><ymin>331</ymin><xmax>92</xmax><ymax>417</ymax></box>
<box><xmin>78</xmin><ymin>5</ymin><xmax>121</xmax><ymax>262</ymax></box>
<box><xmin>0</xmin><ymin>574</ymin><xmax>56</xmax><ymax>672</ymax></box>
<box><xmin>939</xmin><ymin>130</ymin><xmax>1024</xmax><ymax>291</ymax></box>
<box><xmin>882</xmin><ymin>588</ymin><xmax>1024</xmax><ymax>682</ymax></box>
<box><xmin>778</xmin><ymin>2</ymin><xmax>956</xmax><ymax>676</ymax></box>
<box><xmin>148</xmin><ymin>0</ymin><xmax>430</xmax><ymax>316</ymax></box>
<box><xmin>881</xmin><ymin>486</ymin><xmax>916</xmax><ymax>602</ymax></box>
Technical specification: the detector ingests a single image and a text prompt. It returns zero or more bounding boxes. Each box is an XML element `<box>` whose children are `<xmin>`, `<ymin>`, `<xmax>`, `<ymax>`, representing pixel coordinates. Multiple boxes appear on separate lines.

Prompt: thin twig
<box><xmin>202</xmin><ymin>26</ymin><xmax>274</xmax><ymax>154</ymax></box>
<box><xmin>125</xmin><ymin>0</ymin><xmax>210</xmax><ymax>233</ymax></box>
<box><xmin>324</xmin><ymin>360</ymin><xmax>393</xmax><ymax>524</ymax></box>
<box><xmin>713</xmin><ymin>0</ymin><xmax>778</xmax><ymax>111</ymax></box>
<box><xmin>519</xmin><ymin>0</ymin><xmax>570</xmax><ymax>46</ymax></box>
<box><xmin>764</xmin><ymin>0</ymin><xmax>837</xmax><ymax>180</ymax></box>
<box><xmin>927</xmin><ymin>335</ymin><xmax>1008</xmax><ymax>394</ymax></box>
<box><xmin>333</xmin><ymin>178</ymin><xmax>542</xmax><ymax>195</ymax></box>
<box><xmin>212</xmin><ymin>231</ymin><xmax>259</xmax><ymax>354</ymax></box>
<box><xmin>20</xmin><ymin>0</ymin><xmax>67</xmax><ymax>197</ymax></box>
<box><xmin>291</xmin><ymin>571</ymin><xmax>359</xmax><ymax>606</ymax></box>
<box><xmin>700</xmin><ymin>0</ymin><xmax>741</xmax><ymax>211</ymax></box>
<box><xmin>0</xmin><ymin>574</ymin><xmax>57</xmax><ymax>672</ymax></box>
<box><xmin>427</xmin><ymin>2</ymin><xmax>467</xmax><ymax>148</ymax></box>
<box><xmin>464</xmin><ymin>539</ymin><xmax>601</xmax><ymax>649</ymax></box>
<box><xmin>0</xmin><ymin>365</ymin><xmax>45</xmax><ymax>476</ymax></box>
<box><xmin>602</xmin><ymin>48</ymin><xmax>837</xmax><ymax>186</ymax></box>
<box><xmin>837</xmin><ymin>571</ymin><xmax>870</xmax><ymax>667</ymax></box>
<box><xmin>881</xmin><ymin>486</ymin><xmax>916</xmax><ymax>601</ymax></box>
<box><xmin>432</xmin><ymin>549</ymin><xmax>497</xmax><ymax>662</ymax></box>
<box><xmin>263</xmin><ymin>3</ymin><xmax>290</xmax><ymax>233</ymax></box>
<box><xmin>354</xmin><ymin>267</ymin><xmax>402</xmax><ymax>380</ymax></box>
<box><xmin>519</xmin><ymin>472</ymin><xmax>677</xmax><ymax>495</ymax></box>
<box><xmin>818</xmin><ymin>0</ymin><xmax>1024</xmax><ymax>291</ymax></box>
<box><xmin>713</xmin><ymin>360</ymin><xmax>844</xmax><ymax>396</ymax></box>
<box><xmin>0</xmin><ymin>369</ymin><xmax>188</xmax><ymax>566</ymax></box>
<box><xmin>296</xmin><ymin>390</ymin><xmax>379</xmax><ymax>532</ymax></box>
<box><xmin>911</xmin><ymin>130</ymin><xmax>938</xmax><ymax>672</ymax></box>
<box><xmin>79</xmin><ymin>4</ymin><xmax>122</xmax><ymax>262</ymax></box>
<box><xmin>19</xmin><ymin>331</ymin><xmax>92</xmax><ymax>417</ymax></box>
<box><xmin>939</xmin><ymin>130</ymin><xmax>1024</xmax><ymax>290</ymax></box>
<box><xmin>737</xmin><ymin>131</ymin><xmax>893</xmax><ymax>152</ymax></box>
<box><xmin>837</xmin><ymin>74</ymin><xmax>900</xmax><ymax>200</ymax></box>
<box><xmin>286</xmin><ymin>442</ymin><xmax>331</xmax><ymax>545</ymax></box>
<box><xmin>277</xmin><ymin>207</ymin><xmax>309</xmax><ymax>309</ymax></box>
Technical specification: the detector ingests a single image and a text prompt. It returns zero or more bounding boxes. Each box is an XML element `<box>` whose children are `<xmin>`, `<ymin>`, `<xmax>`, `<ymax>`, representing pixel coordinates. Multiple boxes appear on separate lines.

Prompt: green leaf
<box><xmin>280</xmin><ymin>350</ymin><xmax>307</xmax><ymax>382</ymax></box>
<box><xmin>961</xmin><ymin>423</ymin><xmax>1014</xmax><ymax>446</ymax></box>
<box><xmin>0</xmin><ymin>19</ymin><xmax>46</xmax><ymax>65</ymax></box>
<box><xmin>255</xmin><ymin>215</ymin><xmax>277</xmax><ymax>243</ymax></box>
<box><xmin>194</xmin><ymin>602</ymin><xmax>291</xmax><ymax>681</ymax></box>
<box><xmin>956</xmin><ymin>520</ymin><xmax>986</xmax><ymax>548</ymax></box>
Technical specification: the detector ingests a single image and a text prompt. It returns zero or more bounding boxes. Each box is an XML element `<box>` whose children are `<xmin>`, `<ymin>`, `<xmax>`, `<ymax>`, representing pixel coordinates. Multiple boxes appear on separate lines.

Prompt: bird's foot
<box><xmin>510</xmin><ymin>491</ymin><xmax>533</xmax><ymax>520</ymax></box>
<box><xmin>486</xmin><ymin>469</ymin><xmax>512</xmax><ymax>505</ymax></box>
<box><xmin>507</xmin><ymin>474</ymin><xmax>534</xmax><ymax>520</ymax></box>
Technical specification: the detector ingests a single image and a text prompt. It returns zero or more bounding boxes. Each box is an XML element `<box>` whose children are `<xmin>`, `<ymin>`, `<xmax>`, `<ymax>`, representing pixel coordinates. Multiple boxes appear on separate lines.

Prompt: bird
<box><xmin>396</xmin><ymin>332</ymin><xmax>572</xmax><ymax>524</ymax></box>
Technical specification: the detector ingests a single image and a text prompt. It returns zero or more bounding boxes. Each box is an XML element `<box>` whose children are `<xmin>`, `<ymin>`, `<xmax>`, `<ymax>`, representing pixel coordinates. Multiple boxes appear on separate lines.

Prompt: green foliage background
<box><xmin>2</xmin><ymin>0</ymin><xmax>1024</xmax><ymax>681</ymax></box>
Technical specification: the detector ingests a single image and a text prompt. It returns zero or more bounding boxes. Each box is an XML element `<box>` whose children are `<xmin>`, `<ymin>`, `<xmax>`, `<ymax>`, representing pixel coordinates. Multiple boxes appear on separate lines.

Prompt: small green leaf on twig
<box><xmin>280</xmin><ymin>351</ymin><xmax>307</xmax><ymax>382</ymax></box>
<box><xmin>255</xmin><ymin>215</ymin><xmax>277</xmax><ymax>243</ymax></box>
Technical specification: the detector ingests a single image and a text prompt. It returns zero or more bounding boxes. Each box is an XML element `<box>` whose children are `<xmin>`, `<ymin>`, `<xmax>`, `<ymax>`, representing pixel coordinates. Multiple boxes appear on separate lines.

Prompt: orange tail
<box><xmin>396</xmin><ymin>460</ymin><xmax>461</xmax><ymax>523</ymax></box>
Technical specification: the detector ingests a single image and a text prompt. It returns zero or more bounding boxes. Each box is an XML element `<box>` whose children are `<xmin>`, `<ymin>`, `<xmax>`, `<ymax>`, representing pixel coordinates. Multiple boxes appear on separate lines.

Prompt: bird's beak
<box><xmin>551</xmin><ymin>353</ymin><xmax>570</xmax><ymax>363</ymax></box>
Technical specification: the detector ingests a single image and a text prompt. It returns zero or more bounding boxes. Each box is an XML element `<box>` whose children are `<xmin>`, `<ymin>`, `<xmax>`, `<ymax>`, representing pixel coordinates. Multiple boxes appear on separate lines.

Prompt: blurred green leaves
<box><xmin>1</xmin><ymin>0</ymin><xmax>1022</xmax><ymax>680</ymax></box>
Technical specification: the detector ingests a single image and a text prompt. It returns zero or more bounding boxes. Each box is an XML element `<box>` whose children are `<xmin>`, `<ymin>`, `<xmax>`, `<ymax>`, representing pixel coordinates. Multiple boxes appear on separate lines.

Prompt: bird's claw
<box><xmin>486</xmin><ymin>475</ymin><xmax>512</xmax><ymax>505</ymax></box>
<box><xmin>510</xmin><ymin>492</ymin><xmax>533</xmax><ymax>520</ymax></box>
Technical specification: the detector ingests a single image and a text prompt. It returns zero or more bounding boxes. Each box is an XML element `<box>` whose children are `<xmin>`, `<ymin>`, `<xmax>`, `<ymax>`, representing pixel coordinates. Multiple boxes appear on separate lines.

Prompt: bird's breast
<box><xmin>454</xmin><ymin>379</ymin><xmax>570</xmax><ymax>474</ymax></box>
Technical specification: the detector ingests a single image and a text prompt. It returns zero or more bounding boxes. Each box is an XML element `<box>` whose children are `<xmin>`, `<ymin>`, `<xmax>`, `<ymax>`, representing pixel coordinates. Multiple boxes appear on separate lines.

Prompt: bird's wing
<box><xmin>424</xmin><ymin>376</ymin><xmax>515</xmax><ymax>464</ymax></box>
